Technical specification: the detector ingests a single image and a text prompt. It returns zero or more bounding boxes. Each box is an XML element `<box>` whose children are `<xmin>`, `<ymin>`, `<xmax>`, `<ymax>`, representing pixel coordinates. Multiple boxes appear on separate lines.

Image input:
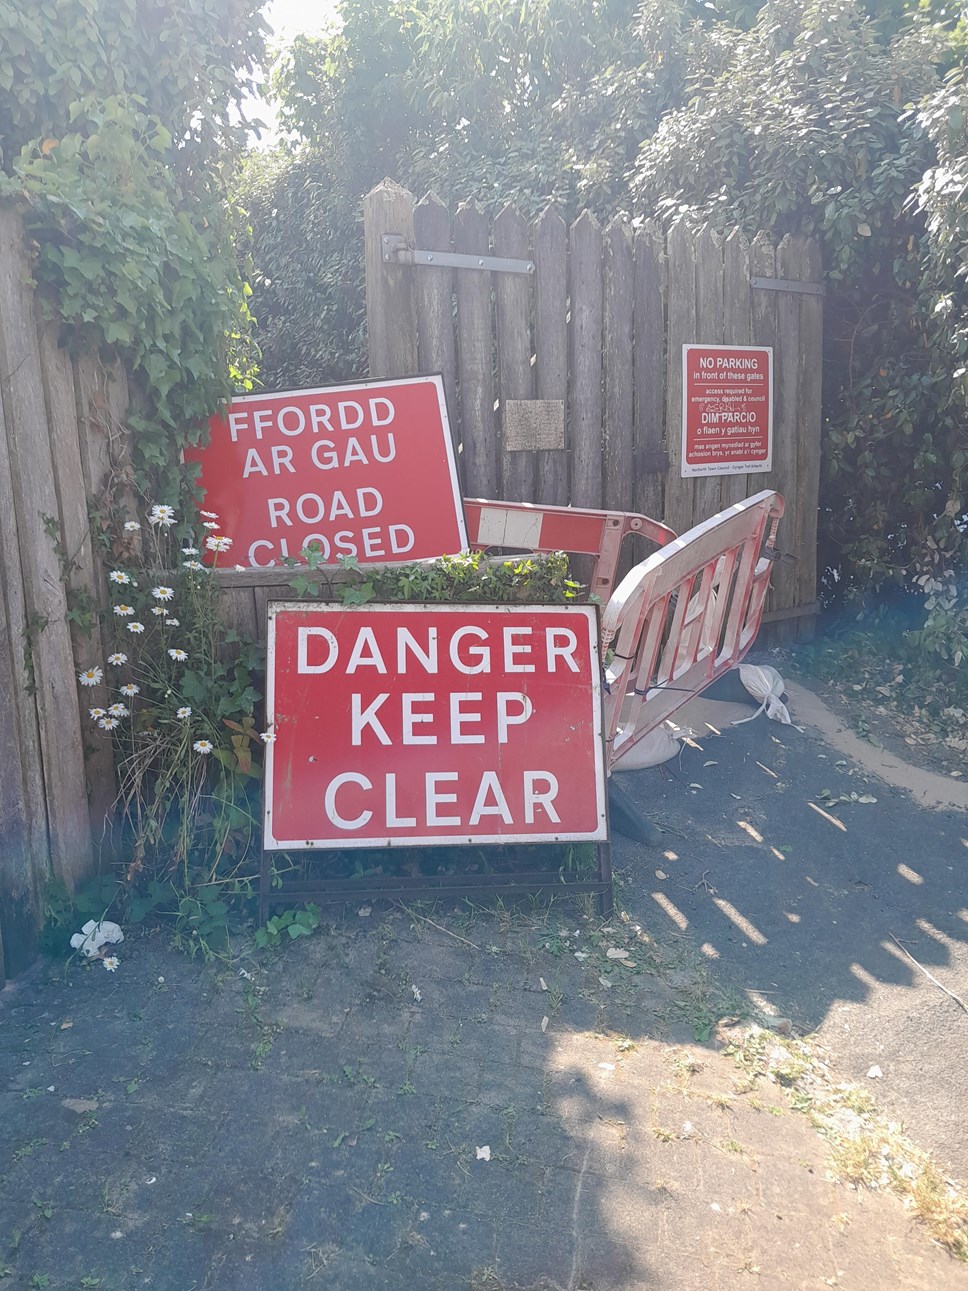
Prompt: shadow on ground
<box><xmin>0</xmin><ymin>684</ymin><xmax>965</xmax><ymax>1290</ymax></box>
<box><xmin>614</xmin><ymin>692</ymin><xmax>968</xmax><ymax>1180</ymax></box>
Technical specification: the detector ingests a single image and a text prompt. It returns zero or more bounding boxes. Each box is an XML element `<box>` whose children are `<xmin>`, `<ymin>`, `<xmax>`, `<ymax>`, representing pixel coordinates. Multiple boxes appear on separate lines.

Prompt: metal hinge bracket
<box><xmin>382</xmin><ymin>233</ymin><xmax>535</xmax><ymax>275</ymax></box>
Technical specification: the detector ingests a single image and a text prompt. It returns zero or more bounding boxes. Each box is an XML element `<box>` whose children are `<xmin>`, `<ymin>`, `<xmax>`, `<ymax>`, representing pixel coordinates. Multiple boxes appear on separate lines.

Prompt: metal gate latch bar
<box><xmin>750</xmin><ymin>276</ymin><xmax>825</xmax><ymax>296</ymax></box>
<box><xmin>382</xmin><ymin>233</ymin><xmax>534</xmax><ymax>275</ymax></box>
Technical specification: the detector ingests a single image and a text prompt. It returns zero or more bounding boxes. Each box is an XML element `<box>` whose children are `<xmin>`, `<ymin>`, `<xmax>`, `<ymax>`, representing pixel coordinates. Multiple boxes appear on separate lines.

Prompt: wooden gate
<box><xmin>363</xmin><ymin>179</ymin><xmax>822</xmax><ymax>640</ymax></box>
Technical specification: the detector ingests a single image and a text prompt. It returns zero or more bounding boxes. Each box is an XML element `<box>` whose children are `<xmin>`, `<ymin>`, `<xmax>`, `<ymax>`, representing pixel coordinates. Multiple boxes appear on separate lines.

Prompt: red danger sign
<box><xmin>184</xmin><ymin>376</ymin><xmax>467</xmax><ymax>568</ymax></box>
<box><xmin>264</xmin><ymin>603</ymin><xmax>608</xmax><ymax>849</ymax></box>
<box><xmin>681</xmin><ymin>345</ymin><xmax>773</xmax><ymax>477</ymax></box>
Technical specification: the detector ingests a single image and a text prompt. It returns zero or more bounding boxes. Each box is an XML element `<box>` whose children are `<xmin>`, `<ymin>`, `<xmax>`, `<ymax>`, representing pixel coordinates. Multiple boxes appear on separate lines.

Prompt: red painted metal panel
<box><xmin>264</xmin><ymin>602</ymin><xmax>607</xmax><ymax>850</ymax></box>
<box><xmin>185</xmin><ymin>376</ymin><xmax>467</xmax><ymax>569</ymax></box>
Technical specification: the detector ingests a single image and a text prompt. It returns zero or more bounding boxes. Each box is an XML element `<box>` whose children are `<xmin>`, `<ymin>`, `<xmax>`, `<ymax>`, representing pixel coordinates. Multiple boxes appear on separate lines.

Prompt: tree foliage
<box><xmin>241</xmin><ymin>0</ymin><xmax>968</xmax><ymax>637</ymax></box>
<box><xmin>0</xmin><ymin>0</ymin><xmax>267</xmax><ymax>483</ymax></box>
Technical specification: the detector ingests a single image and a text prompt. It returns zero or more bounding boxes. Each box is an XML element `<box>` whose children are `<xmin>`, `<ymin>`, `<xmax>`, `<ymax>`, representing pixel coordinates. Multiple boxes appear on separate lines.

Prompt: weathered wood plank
<box><xmin>569</xmin><ymin>211</ymin><xmax>604</xmax><ymax>509</ymax></box>
<box><xmin>664</xmin><ymin>221</ymin><xmax>697</xmax><ymax>537</ymax></box>
<box><xmin>0</xmin><ymin>208</ymin><xmax>93</xmax><ymax>891</ymax></box>
<box><xmin>72</xmin><ymin>351</ymin><xmax>122</xmax><ymax>837</ymax></box>
<box><xmin>795</xmin><ymin>237</ymin><xmax>823</xmax><ymax>642</ymax></box>
<box><xmin>0</xmin><ymin>374</ymin><xmax>47</xmax><ymax>974</ymax></box>
<box><xmin>693</xmin><ymin>224</ymin><xmax>725</xmax><ymax>523</ymax></box>
<box><xmin>38</xmin><ymin>324</ymin><xmax>117</xmax><ymax>839</ymax></box>
<box><xmin>364</xmin><ymin>178</ymin><xmax>418</xmax><ymax>379</ymax></box>
<box><xmin>494</xmin><ymin>204</ymin><xmax>535</xmax><ymax>502</ymax></box>
<box><xmin>413</xmin><ymin>192</ymin><xmax>459</xmax><ymax>469</ymax></box>
<box><xmin>632</xmin><ymin>222</ymin><xmax>666</xmax><ymax>528</ymax></box>
<box><xmin>768</xmin><ymin>234</ymin><xmax>803</xmax><ymax>643</ymax></box>
<box><xmin>604</xmin><ymin>217</ymin><xmax>634</xmax><ymax>516</ymax></box>
<box><xmin>720</xmin><ymin>228</ymin><xmax>753</xmax><ymax>509</ymax></box>
<box><xmin>454</xmin><ymin>200</ymin><xmax>498</xmax><ymax>498</ymax></box>
<box><xmin>532</xmin><ymin>206</ymin><xmax>568</xmax><ymax>506</ymax></box>
<box><xmin>219</xmin><ymin>585</ymin><xmax>259</xmax><ymax>657</ymax></box>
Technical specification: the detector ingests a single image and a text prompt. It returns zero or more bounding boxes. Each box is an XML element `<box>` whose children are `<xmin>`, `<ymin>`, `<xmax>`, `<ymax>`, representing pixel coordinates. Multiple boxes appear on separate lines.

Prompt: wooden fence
<box><xmin>363</xmin><ymin>179</ymin><xmax>823</xmax><ymax>638</ymax></box>
<box><xmin>0</xmin><ymin>206</ymin><xmax>130</xmax><ymax>983</ymax></box>
<box><xmin>0</xmin><ymin>180</ymin><xmax>824</xmax><ymax>980</ymax></box>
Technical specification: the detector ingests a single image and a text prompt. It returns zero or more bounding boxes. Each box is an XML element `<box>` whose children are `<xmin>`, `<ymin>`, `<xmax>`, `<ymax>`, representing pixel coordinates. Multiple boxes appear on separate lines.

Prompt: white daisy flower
<box><xmin>168</xmin><ymin>648</ymin><xmax>188</xmax><ymax>662</ymax></box>
<box><xmin>205</xmin><ymin>535</ymin><xmax>232</xmax><ymax>553</ymax></box>
<box><xmin>113</xmin><ymin>604</ymin><xmax>134</xmax><ymax>616</ymax></box>
<box><xmin>165</xmin><ymin>618</ymin><xmax>180</xmax><ymax>627</ymax></box>
<box><xmin>260</xmin><ymin>731</ymin><xmax>276</xmax><ymax>744</ymax></box>
<box><xmin>148</xmin><ymin>504</ymin><xmax>176</xmax><ymax>527</ymax></box>
<box><xmin>102</xmin><ymin>956</ymin><xmax>120</xmax><ymax>972</ymax></box>
<box><xmin>120</xmin><ymin>684</ymin><xmax>139</xmax><ymax>697</ymax></box>
<box><xmin>109</xmin><ymin>571</ymin><xmax>130</xmax><ymax>584</ymax></box>
<box><xmin>202</xmin><ymin>520</ymin><xmax>220</xmax><ymax>530</ymax></box>
<box><xmin>127</xmin><ymin>622</ymin><xmax>146</xmax><ymax>634</ymax></box>
<box><xmin>193</xmin><ymin>739</ymin><xmax>213</xmax><ymax>754</ymax></box>
<box><xmin>123</xmin><ymin>521</ymin><xmax>141</xmax><ymax>532</ymax></box>
<box><xmin>151</xmin><ymin>606</ymin><xmax>167</xmax><ymax>616</ymax></box>
<box><xmin>107</xmin><ymin>703</ymin><xmax>129</xmax><ymax>718</ymax></box>
<box><xmin>176</xmin><ymin>706</ymin><xmax>192</xmax><ymax>719</ymax></box>
<box><xmin>89</xmin><ymin>707</ymin><xmax>107</xmax><ymax>720</ymax></box>
<box><xmin>234</xmin><ymin>564</ymin><xmax>246</xmax><ymax>572</ymax></box>
<box><xmin>152</xmin><ymin>586</ymin><xmax>174</xmax><ymax>601</ymax></box>
<box><xmin>200</xmin><ymin>510</ymin><xmax>219</xmax><ymax>520</ymax></box>
<box><xmin>98</xmin><ymin>717</ymin><xmax>120</xmax><ymax>731</ymax></box>
<box><xmin>181</xmin><ymin>546</ymin><xmax>200</xmax><ymax>556</ymax></box>
<box><xmin>78</xmin><ymin>667</ymin><xmax>103</xmax><ymax>687</ymax></box>
<box><xmin>107</xmin><ymin>652</ymin><xmax>127</xmax><ymax>666</ymax></box>
<box><xmin>183</xmin><ymin>560</ymin><xmax>204</xmax><ymax>571</ymax></box>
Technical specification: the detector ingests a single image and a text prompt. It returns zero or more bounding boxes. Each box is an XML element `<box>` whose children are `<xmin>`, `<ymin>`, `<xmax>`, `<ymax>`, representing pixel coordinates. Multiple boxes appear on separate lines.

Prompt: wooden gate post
<box><xmin>364</xmin><ymin>179</ymin><xmax>418</xmax><ymax>379</ymax></box>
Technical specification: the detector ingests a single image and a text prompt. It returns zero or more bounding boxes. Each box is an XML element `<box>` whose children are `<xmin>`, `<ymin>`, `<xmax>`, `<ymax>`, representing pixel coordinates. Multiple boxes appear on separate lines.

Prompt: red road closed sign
<box><xmin>184</xmin><ymin>376</ymin><xmax>467</xmax><ymax>568</ymax></box>
<box><xmin>681</xmin><ymin>344</ymin><xmax>773</xmax><ymax>477</ymax></box>
<box><xmin>264</xmin><ymin>603</ymin><xmax>608</xmax><ymax>850</ymax></box>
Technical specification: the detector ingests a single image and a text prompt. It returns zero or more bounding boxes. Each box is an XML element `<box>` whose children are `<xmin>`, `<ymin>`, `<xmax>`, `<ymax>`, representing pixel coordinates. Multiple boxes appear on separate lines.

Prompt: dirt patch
<box><xmin>786</xmin><ymin>680</ymin><xmax>968</xmax><ymax>812</ymax></box>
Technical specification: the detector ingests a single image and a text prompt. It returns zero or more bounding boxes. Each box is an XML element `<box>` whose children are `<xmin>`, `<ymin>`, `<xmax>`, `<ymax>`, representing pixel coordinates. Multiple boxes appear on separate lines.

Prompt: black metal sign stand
<box><xmin>257</xmin><ymin>839</ymin><xmax>613</xmax><ymax>925</ymax></box>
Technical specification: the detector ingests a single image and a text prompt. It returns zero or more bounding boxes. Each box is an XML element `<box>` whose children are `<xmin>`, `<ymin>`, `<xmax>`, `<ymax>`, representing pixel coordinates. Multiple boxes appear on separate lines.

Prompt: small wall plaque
<box><xmin>504</xmin><ymin>400</ymin><xmax>565</xmax><ymax>452</ymax></box>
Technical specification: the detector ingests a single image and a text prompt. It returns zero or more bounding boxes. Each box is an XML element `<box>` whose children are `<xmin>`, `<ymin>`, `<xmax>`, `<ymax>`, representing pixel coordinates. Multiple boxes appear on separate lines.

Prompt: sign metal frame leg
<box><xmin>257</xmin><ymin>845</ymin><xmax>613</xmax><ymax>925</ymax></box>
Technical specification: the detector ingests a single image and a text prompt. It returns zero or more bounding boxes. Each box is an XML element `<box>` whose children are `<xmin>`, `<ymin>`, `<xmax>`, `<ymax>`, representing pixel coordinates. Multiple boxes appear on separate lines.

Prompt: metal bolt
<box><xmin>478</xmin><ymin>258</ymin><xmax>485</xmax><ymax>267</ymax></box>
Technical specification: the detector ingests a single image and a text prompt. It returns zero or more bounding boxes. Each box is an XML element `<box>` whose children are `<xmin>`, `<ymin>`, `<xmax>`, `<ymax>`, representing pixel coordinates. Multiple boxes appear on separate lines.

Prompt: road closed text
<box><xmin>184</xmin><ymin>376</ymin><xmax>467</xmax><ymax>568</ymax></box>
<box><xmin>264</xmin><ymin>605</ymin><xmax>607</xmax><ymax>849</ymax></box>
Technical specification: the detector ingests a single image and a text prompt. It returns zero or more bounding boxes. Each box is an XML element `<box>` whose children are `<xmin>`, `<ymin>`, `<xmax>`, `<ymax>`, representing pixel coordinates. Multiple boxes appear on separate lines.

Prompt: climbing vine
<box><xmin>0</xmin><ymin>0</ymin><xmax>266</xmax><ymax>488</ymax></box>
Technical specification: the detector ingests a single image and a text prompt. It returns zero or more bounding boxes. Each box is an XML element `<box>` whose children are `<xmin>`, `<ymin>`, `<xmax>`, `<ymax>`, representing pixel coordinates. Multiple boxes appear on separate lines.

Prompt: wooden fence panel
<box><xmin>770</xmin><ymin>235</ymin><xmax>804</xmax><ymax>643</ymax></box>
<box><xmin>364</xmin><ymin>178</ymin><xmax>418</xmax><ymax>379</ymax></box>
<box><xmin>0</xmin><ymin>209</ymin><xmax>92</xmax><ymax>892</ymax></box>
<box><xmin>38</xmin><ymin>326</ymin><xmax>117</xmax><ymax>836</ymax></box>
<box><xmin>693</xmin><ymin>225</ymin><xmax>725</xmax><ymax>522</ymax></box>
<box><xmin>664</xmin><ymin>221</ymin><xmax>697</xmax><ymax>537</ymax></box>
<box><xmin>603</xmin><ymin>218</ymin><xmax>634</xmax><ymax>515</ymax></box>
<box><xmin>569</xmin><ymin>211</ymin><xmax>604</xmax><ymax>509</ymax></box>
<box><xmin>533</xmin><ymin>206</ymin><xmax>568</xmax><ymax>506</ymax></box>
<box><xmin>0</xmin><ymin>360</ymin><xmax>48</xmax><ymax>978</ymax></box>
<box><xmin>413</xmin><ymin>193</ymin><xmax>458</xmax><ymax>459</ymax></box>
<box><xmin>632</xmin><ymin>222</ymin><xmax>666</xmax><ymax>528</ymax></box>
<box><xmin>721</xmin><ymin>229</ymin><xmax>752</xmax><ymax>510</ymax></box>
<box><xmin>795</xmin><ymin>237</ymin><xmax>824</xmax><ymax>640</ymax></box>
<box><xmin>494</xmin><ymin>204</ymin><xmax>535</xmax><ymax>502</ymax></box>
<box><xmin>72</xmin><ymin>352</ymin><xmax>122</xmax><ymax>832</ymax></box>
<box><xmin>454</xmin><ymin>201</ymin><xmax>497</xmax><ymax>498</ymax></box>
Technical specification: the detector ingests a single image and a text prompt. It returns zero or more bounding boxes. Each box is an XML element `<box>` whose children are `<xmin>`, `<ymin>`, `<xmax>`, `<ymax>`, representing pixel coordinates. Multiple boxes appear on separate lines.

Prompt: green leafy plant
<box><xmin>72</xmin><ymin>501</ymin><xmax>264</xmax><ymax>960</ymax></box>
<box><xmin>0</xmin><ymin>1</ymin><xmax>266</xmax><ymax>500</ymax></box>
